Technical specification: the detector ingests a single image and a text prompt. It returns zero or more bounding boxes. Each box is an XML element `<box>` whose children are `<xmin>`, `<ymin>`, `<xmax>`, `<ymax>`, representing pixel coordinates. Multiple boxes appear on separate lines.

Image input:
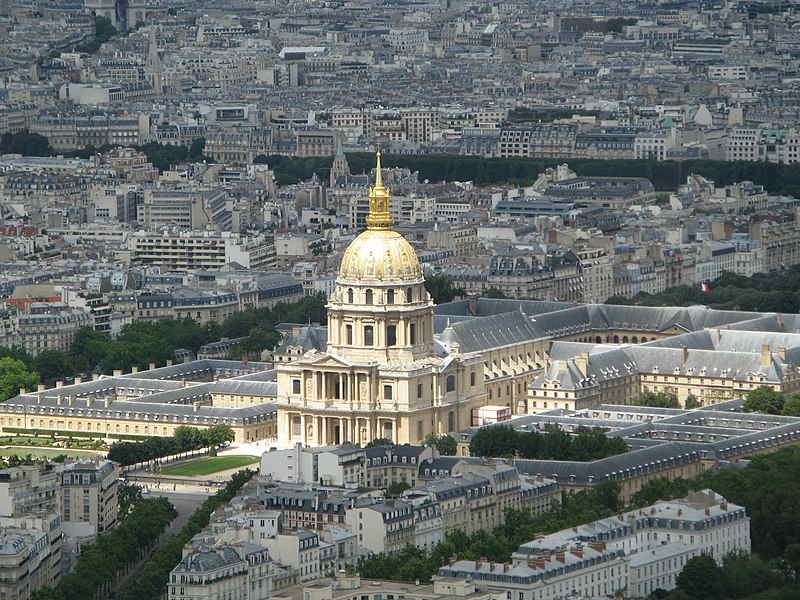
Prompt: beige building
<box><xmin>275</xmin><ymin>153</ymin><xmax>487</xmax><ymax>446</ymax></box>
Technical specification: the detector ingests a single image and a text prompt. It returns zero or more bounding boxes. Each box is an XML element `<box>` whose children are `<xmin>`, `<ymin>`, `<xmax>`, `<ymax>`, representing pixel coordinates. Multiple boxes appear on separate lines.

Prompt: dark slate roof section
<box><xmin>514</xmin><ymin>441</ymin><xmax>704</xmax><ymax>486</ymax></box>
<box><xmin>275</xmin><ymin>325</ymin><xmax>328</xmax><ymax>355</ymax></box>
<box><xmin>439</xmin><ymin>310</ymin><xmax>546</xmax><ymax>353</ymax></box>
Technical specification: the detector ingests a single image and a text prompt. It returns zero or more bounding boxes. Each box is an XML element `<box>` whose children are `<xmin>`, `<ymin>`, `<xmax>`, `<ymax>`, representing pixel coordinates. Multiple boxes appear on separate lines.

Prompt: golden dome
<box><xmin>337</xmin><ymin>150</ymin><xmax>422</xmax><ymax>281</ymax></box>
<box><xmin>339</xmin><ymin>228</ymin><xmax>422</xmax><ymax>281</ymax></box>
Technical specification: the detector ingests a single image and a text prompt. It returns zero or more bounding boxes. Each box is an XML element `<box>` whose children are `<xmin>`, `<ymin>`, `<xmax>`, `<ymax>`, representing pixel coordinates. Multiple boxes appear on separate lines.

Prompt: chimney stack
<box><xmin>74</xmin><ymin>377</ymin><xmax>81</xmax><ymax>384</ymax></box>
<box><xmin>761</xmin><ymin>343</ymin><xmax>771</xmax><ymax>367</ymax></box>
<box><xmin>37</xmin><ymin>384</ymin><xmax>45</xmax><ymax>392</ymax></box>
<box><xmin>149</xmin><ymin>362</ymin><xmax>156</xmax><ymax>371</ymax></box>
<box><xmin>55</xmin><ymin>381</ymin><xmax>63</xmax><ymax>389</ymax></box>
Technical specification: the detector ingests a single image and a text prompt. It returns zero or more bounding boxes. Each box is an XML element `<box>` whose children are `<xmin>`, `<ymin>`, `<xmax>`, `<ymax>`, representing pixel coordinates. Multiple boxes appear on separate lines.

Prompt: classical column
<box><xmin>321</xmin><ymin>416</ymin><xmax>328</xmax><ymax>446</ymax></box>
<box><xmin>339</xmin><ymin>373</ymin><xmax>345</xmax><ymax>400</ymax></box>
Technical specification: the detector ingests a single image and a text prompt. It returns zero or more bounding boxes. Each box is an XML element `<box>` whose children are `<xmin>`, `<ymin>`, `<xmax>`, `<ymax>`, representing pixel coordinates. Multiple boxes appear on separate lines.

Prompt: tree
<box><xmin>0</xmin><ymin>129</ymin><xmax>52</xmax><ymax>156</ymax></box>
<box><xmin>188</xmin><ymin>137</ymin><xmax>206</xmax><ymax>160</ymax></box>
<box><xmin>684</xmin><ymin>393</ymin><xmax>701</xmax><ymax>410</ymax></box>
<box><xmin>482</xmin><ymin>287</ymin><xmax>507</xmax><ymax>299</ymax></box>
<box><xmin>366</xmin><ymin>437</ymin><xmax>393</xmax><ymax>448</ymax></box>
<box><xmin>203</xmin><ymin>425</ymin><xmax>235</xmax><ymax>448</ymax></box>
<box><xmin>34</xmin><ymin>349</ymin><xmax>74</xmax><ymax>382</ymax></box>
<box><xmin>783</xmin><ymin>394</ymin><xmax>800</xmax><ymax>417</ymax></box>
<box><xmin>635</xmin><ymin>389</ymin><xmax>680</xmax><ymax>409</ymax></box>
<box><xmin>174</xmin><ymin>426</ymin><xmax>203</xmax><ymax>452</ymax></box>
<box><xmin>424</xmin><ymin>274</ymin><xmax>456</xmax><ymax>304</ymax></box>
<box><xmin>744</xmin><ymin>386</ymin><xmax>785</xmax><ymax>415</ymax></box>
<box><xmin>424</xmin><ymin>433</ymin><xmax>457</xmax><ymax>455</ymax></box>
<box><xmin>676</xmin><ymin>555</ymin><xmax>724</xmax><ymax>600</ymax></box>
<box><xmin>71</xmin><ymin>327</ymin><xmax>111</xmax><ymax>372</ymax></box>
<box><xmin>385</xmin><ymin>481</ymin><xmax>411</xmax><ymax>498</ymax></box>
<box><xmin>118</xmin><ymin>482</ymin><xmax>144</xmax><ymax>520</ymax></box>
<box><xmin>0</xmin><ymin>357</ymin><xmax>39</xmax><ymax>401</ymax></box>
<box><xmin>469</xmin><ymin>425</ymin><xmax>518</xmax><ymax>457</ymax></box>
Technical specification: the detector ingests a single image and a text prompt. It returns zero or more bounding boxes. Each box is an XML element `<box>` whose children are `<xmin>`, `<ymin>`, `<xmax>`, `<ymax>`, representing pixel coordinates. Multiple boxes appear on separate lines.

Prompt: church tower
<box><xmin>329</xmin><ymin>136</ymin><xmax>351</xmax><ymax>188</ymax></box>
<box><xmin>275</xmin><ymin>152</ymin><xmax>486</xmax><ymax>447</ymax></box>
<box><xmin>145</xmin><ymin>27</ymin><xmax>163</xmax><ymax>93</ymax></box>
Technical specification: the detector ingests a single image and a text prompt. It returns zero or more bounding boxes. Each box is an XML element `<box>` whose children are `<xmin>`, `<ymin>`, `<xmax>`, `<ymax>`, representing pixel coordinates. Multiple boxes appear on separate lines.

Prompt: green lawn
<box><xmin>160</xmin><ymin>455</ymin><xmax>260</xmax><ymax>477</ymax></box>
<box><xmin>0</xmin><ymin>446</ymin><xmax>100</xmax><ymax>459</ymax></box>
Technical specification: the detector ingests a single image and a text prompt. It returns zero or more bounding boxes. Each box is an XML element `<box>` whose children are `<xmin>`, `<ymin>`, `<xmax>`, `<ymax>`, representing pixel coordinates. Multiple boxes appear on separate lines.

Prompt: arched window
<box><xmin>347</xmin><ymin>288</ymin><xmax>354</xmax><ymax>303</ymax></box>
<box><xmin>364</xmin><ymin>326</ymin><xmax>374</xmax><ymax>346</ymax></box>
<box><xmin>387</xmin><ymin>289</ymin><xmax>395</xmax><ymax>304</ymax></box>
<box><xmin>409</xmin><ymin>323</ymin><xmax>416</xmax><ymax>345</ymax></box>
<box><xmin>406</xmin><ymin>287</ymin><xmax>413</xmax><ymax>303</ymax></box>
<box><xmin>387</xmin><ymin>324</ymin><xmax>397</xmax><ymax>346</ymax></box>
<box><xmin>346</xmin><ymin>324</ymin><xmax>353</xmax><ymax>345</ymax></box>
<box><xmin>365</xmin><ymin>289</ymin><xmax>374</xmax><ymax>305</ymax></box>
<box><xmin>446</xmin><ymin>375</ymin><xmax>455</xmax><ymax>393</ymax></box>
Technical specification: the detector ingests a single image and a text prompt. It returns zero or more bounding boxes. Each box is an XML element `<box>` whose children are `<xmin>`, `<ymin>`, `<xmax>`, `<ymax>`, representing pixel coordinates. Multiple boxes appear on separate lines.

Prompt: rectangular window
<box><xmin>293</xmin><ymin>380</ymin><xmax>301</xmax><ymax>394</ymax></box>
<box><xmin>346</xmin><ymin>324</ymin><xmax>353</xmax><ymax>345</ymax></box>
<box><xmin>417</xmin><ymin>383</ymin><xmax>423</xmax><ymax>398</ymax></box>
<box><xmin>364</xmin><ymin>325</ymin><xmax>374</xmax><ymax>346</ymax></box>
<box><xmin>387</xmin><ymin>324</ymin><xmax>397</xmax><ymax>346</ymax></box>
<box><xmin>384</xmin><ymin>385</ymin><xmax>392</xmax><ymax>400</ymax></box>
<box><xmin>410</xmin><ymin>323</ymin><xmax>416</xmax><ymax>344</ymax></box>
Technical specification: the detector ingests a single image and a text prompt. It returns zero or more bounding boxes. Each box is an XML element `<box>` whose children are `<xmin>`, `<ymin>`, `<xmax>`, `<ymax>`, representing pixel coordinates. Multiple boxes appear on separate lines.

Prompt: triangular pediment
<box><xmin>305</xmin><ymin>353</ymin><xmax>356</xmax><ymax>368</ymax></box>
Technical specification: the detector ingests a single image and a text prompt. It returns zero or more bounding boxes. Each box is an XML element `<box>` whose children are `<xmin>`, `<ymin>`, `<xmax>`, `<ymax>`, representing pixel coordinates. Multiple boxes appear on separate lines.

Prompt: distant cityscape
<box><xmin>1</xmin><ymin>0</ymin><xmax>800</xmax><ymax>599</ymax></box>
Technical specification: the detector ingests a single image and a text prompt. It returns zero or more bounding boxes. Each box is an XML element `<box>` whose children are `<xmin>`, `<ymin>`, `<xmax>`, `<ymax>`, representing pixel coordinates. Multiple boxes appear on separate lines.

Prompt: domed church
<box><xmin>275</xmin><ymin>152</ymin><xmax>487</xmax><ymax>446</ymax></box>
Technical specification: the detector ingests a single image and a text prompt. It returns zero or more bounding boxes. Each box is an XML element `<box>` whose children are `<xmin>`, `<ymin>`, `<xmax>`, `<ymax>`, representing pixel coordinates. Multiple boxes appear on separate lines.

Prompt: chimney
<box><xmin>475</xmin><ymin>561</ymin><xmax>482</xmax><ymax>570</ymax></box>
<box><xmin>761</xmin><ymin>343</ymin><xmax>771</xmax><ymax>367</ymax></box>
<box><xmin>555</xmin><ymin>552</ymin><xmax>566</xmax><ymax>563</ymax></box>
<box><xmin>166</xmin><ymin>359</ymin><xmax>173</xmax><ymax>367</ymax></box>
<box><xmin>449</xmin><ymin>556</ymin><xmax>457</xmax><ymax>566</ymax></box>
<box><xmin>778</xmin><ymin>348</ymin><xmax>786</xmax><ymax>360</ymax></box>
<box><xmin>468</xmin><ymin>293</ymin><xmax>478</xmax><ymax>317</ymax></box>
<box><xmin>504</xmin><ymin>564</ymin><xmax>509</xmax><ymax>573</ymax></box>
<box><xmin>650</xmin><ymin>507</ymin><xmax>656</xmax><ymax>515</ymax></box>
<box><xmin>588</xmin><ymin>541</ymin><xmax>606</xmax><ymax>552</ymax></box>
<box><xmin>721</xmin><ymin>502</ymin><xmax>728</xmax><ymax>511</ymax></box>
<box><xmin>131</xmin><ymin>366</ymin><xmax>139</xmax><ymax>374</ymax></box>
<box><xmin>19</xmin><ymin>388</ymin><xmax>27</xmax><ymax>396</ymax></box>
<box><xmin>575</xmin><ymin>352</ymin><xmax>588</xmax><ymax>376</ymax></box>
<box><xmin>74</xmin><ymin>377</ymin><xmax>82</xmax><ymax>384</ymax></box>
<box><xmin>55</xmin><ymin>381</ymin><xmax>63</xmax><ymax>389</ymax></box>
<box><xmin>149</xmin><ymin>362</ymin><xmax>156</xmax><ymax>371</ymax></box>
<box><xmin>705</xmin><ymin>507</ymin><xmax>711</xmax><ymax>516</ymax></box>
<box><xmin>37</xmin><ymin>384</ymin><xmax>46</xmax><ymax>392</ymax></box>
<box><xmin>534</xmin><ymin>532</ymin><xmax>544</xmax><ymax>540</ymax></box>
<box><xmin>682</xmin><ymin>346</ymin><xmax>689</xmax><ymax>365</ymax></box>
<box><xmin>113</xmin><ymin>369</ymin><xmax>122</xmax><ymax>377</ymax></box>
<box><xmin>92</xmin><ymin>374</ymin><xmax>100</xmax><ymax>381</ymax></box>
<box><xmin>570</xmin><ymin>546</ymin><xmax>584</xmax><ymax>559</ymax></box>
<box><xmin>677</xmin><ymin>509</ymin><xmax>682</xmax><ymax>516</ymax></box>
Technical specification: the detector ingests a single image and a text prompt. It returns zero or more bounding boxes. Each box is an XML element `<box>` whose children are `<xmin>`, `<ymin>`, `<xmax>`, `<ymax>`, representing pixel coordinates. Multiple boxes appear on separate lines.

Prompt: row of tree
<box><xmin>743</xmin><ymin>385</ymin><xmax>800</xmax><ymax>416</ymax></box>
<box><xmin>0</xmin><ymin>293</ymin><xmax>328</xmax><ymax>390</ymax></box>
<box><xmin>107</xmin><ymin>425</ymin><xmax>235</xmax><ymax>466</ymax></box>
<box><xmin>120</xmin><ymin>469</ymin><xmax>255</xmax><ymax>600</ymax></box>
<box><xmin>469</xmin><ymin>425</ymin><xmax>629</xmax><ymax>461</ymax></box>
<box><xmin>32</xmin><ymin>496</ymin><xmax>176</xmax><ymax>600</ymax></box>
<box><xmin>254</xmin><ymin>152</ymin><xmax>800</xmax><ymax>196</ymax></box>
<box><xmin>608</xmin><ymin>267</ymin><xmax>800</xmax><ymax>314</ymax></box>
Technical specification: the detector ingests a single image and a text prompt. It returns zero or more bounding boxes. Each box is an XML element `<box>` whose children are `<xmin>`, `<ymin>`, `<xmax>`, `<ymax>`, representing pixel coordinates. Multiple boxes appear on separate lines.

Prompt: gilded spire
<box><xmin>366</xmin><ymin>149</ymin><xmax>392</xmax><ymax>230</ymax></box>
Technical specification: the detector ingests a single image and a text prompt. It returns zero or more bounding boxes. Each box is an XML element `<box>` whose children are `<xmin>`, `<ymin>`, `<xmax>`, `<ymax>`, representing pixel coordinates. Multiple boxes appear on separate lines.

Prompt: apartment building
<box><xmin>126</xmin><ymin>230</ymin><xmax>275</xmax><ymax>271</ymax></box>
<box><xmin>436</xmin><ymin>490</ymin><xmax>749</xmax><ymax>600</ymax></box>
<box><xmin>16</xmin><ymin>306</ymin><xmax>90</xmax><ymax>356</ymax></box>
